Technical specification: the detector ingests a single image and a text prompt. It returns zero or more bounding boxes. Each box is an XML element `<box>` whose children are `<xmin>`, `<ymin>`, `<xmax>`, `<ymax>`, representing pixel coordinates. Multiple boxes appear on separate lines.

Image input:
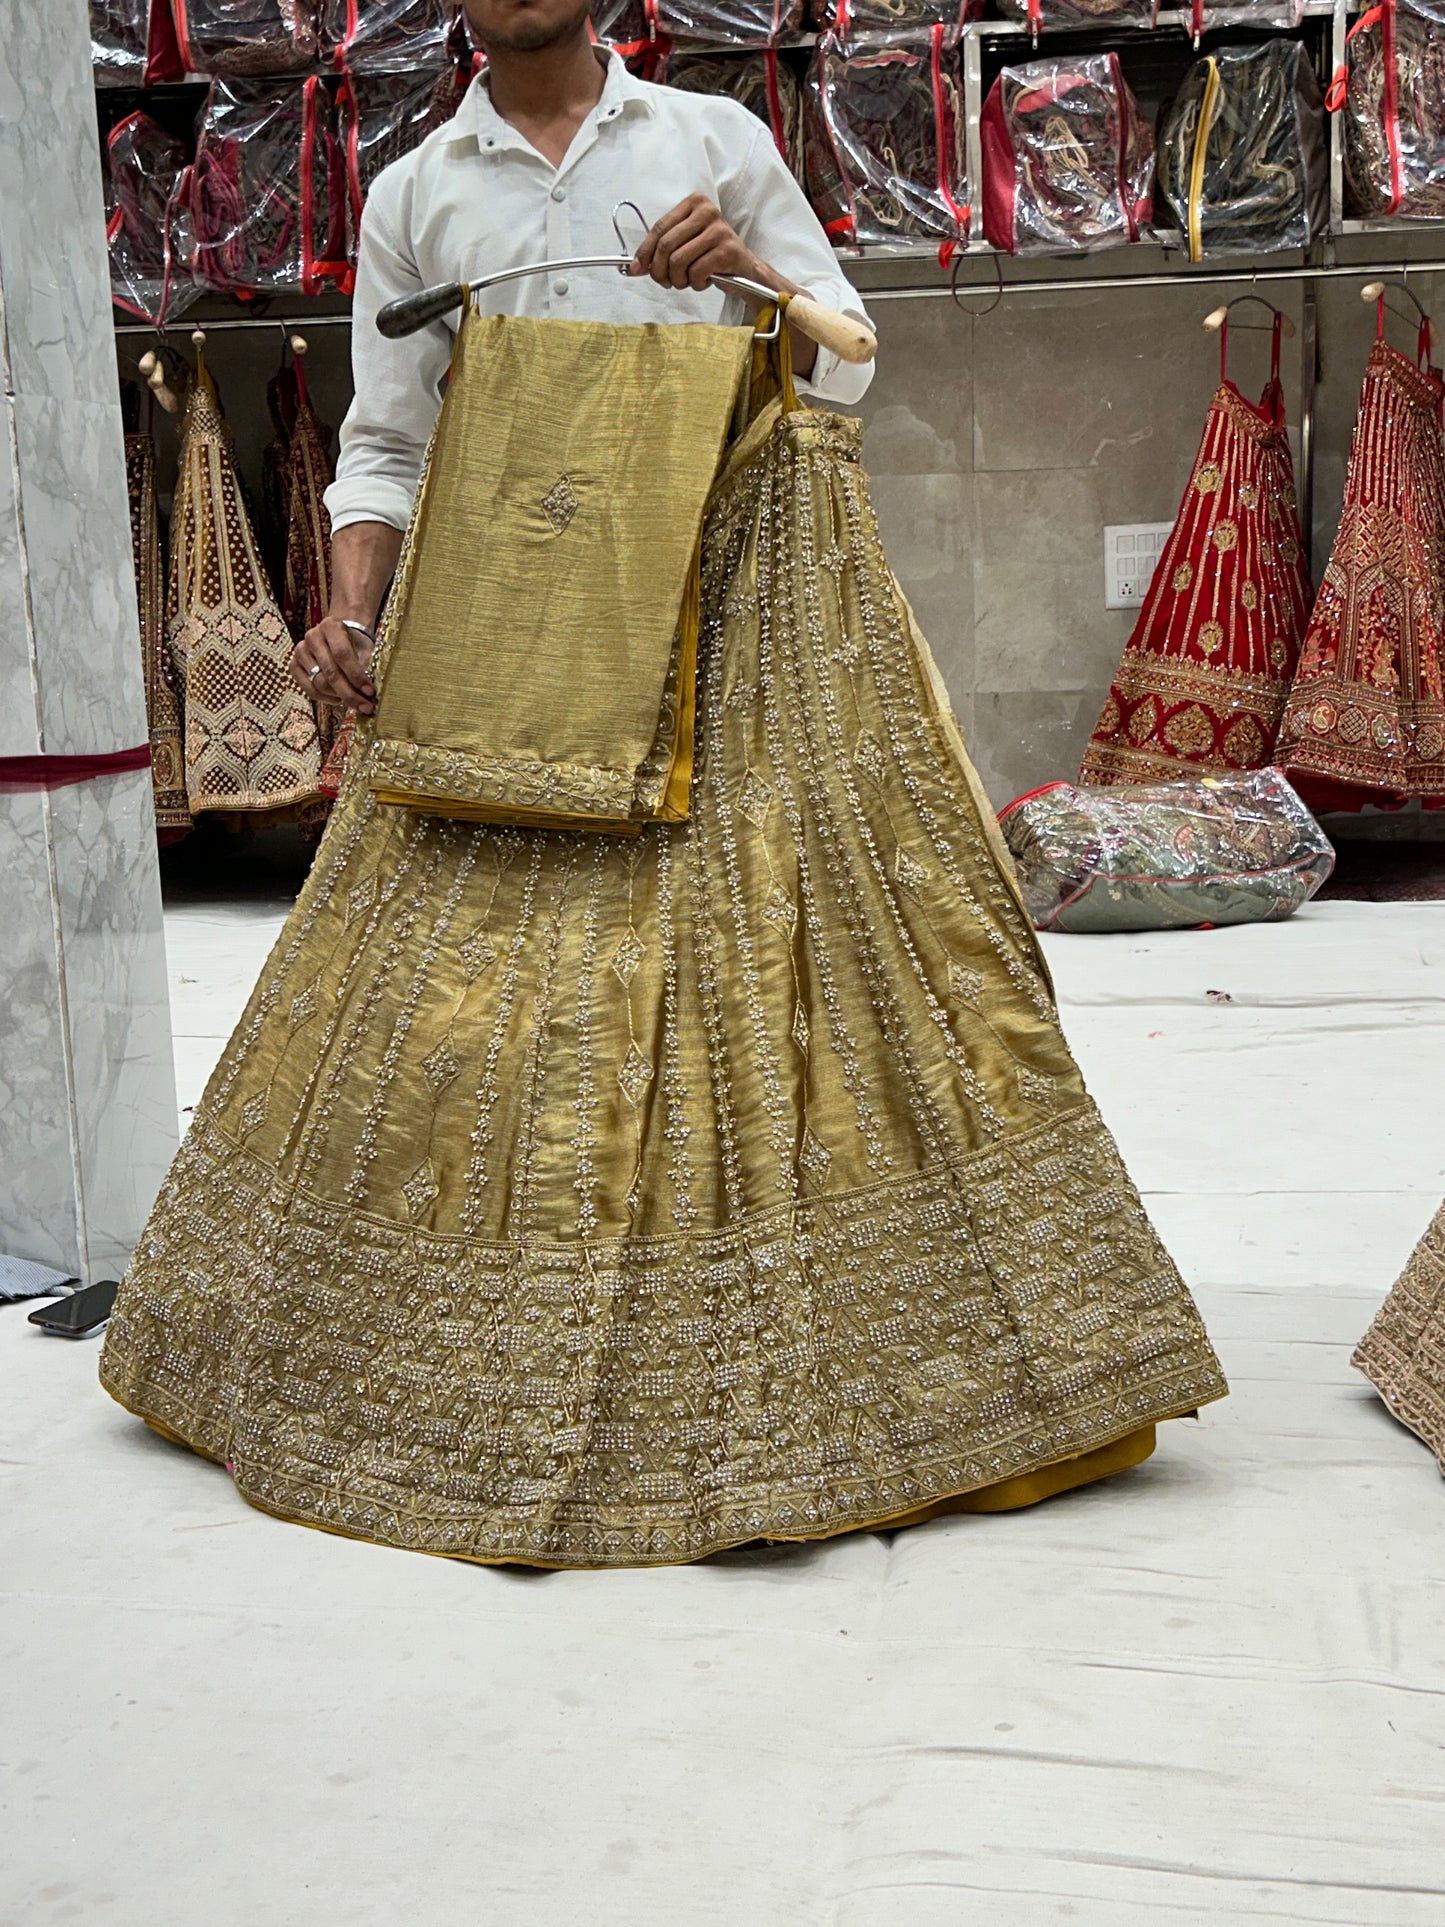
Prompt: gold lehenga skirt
<box><xmin>100</xmin><ymin>397</ymin><xmax>1227</xmax><ymax>1569</ymax></box>
<box><xmin>1354</xmin><ymin>1203</ymin><xmax>1445</xmax><ymax>1470</ymax></box>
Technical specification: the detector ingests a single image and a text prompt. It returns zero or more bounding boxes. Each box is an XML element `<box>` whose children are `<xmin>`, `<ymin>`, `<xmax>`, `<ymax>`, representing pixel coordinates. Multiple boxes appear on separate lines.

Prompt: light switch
<box><xmin>1104</xmin><ymin>522</ymin><xmax>1173</xmax><ymax>611</ymax></box>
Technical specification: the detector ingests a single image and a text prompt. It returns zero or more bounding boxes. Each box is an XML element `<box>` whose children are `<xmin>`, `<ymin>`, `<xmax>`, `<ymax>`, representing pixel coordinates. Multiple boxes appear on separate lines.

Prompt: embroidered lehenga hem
<box><xmin>100</xmin><ymin>348</ymin><xmax>1224</xmax><ymax>1571</ymax></box>
<box><xmin>1354</xmin><ymin>1203</ymin><xmax>1445</xmax><ymax>1472</ymax></box>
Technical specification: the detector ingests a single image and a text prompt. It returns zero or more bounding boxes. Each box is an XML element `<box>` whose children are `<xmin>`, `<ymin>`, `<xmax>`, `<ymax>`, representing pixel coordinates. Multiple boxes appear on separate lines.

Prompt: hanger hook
<box><xmin>611</xmin><ymin>199</ymin><xmax>649</xmax><ymax>259</ymax></box>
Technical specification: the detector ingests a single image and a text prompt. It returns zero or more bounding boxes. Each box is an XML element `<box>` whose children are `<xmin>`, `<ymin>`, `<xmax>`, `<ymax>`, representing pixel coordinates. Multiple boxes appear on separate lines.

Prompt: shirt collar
<box><xmin>443</xmin><ymin>49</ymin><xmax>656</xmax><ymax>154</ymax></box>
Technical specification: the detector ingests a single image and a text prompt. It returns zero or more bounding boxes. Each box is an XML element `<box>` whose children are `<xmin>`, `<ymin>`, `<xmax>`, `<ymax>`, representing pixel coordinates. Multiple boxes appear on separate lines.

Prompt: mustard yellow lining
<box><xmin>1187</xmin><ymin>58</ymin><xmax>1222</xmax><ymax>265</ymax></box>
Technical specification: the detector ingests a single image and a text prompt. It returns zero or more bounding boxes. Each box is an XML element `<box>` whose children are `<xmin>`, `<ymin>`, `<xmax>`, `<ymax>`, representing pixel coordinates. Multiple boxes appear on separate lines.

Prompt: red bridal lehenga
<box><xmin>1277</xmin><ymin>306</ymin><xmax>1445</xmax><ymax>809</ymax></box>
<box><xmin>1080</xmin><ymin>315</ymin><xmax>1314</xmax><ymax>785</ymax></box>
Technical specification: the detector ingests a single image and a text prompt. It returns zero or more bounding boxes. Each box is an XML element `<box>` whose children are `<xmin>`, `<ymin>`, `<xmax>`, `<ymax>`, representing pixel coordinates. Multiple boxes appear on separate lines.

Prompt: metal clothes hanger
<box><xmin>375</xmin><ymin>201</ymin><xmax>878</xmax><ymax>366</ymax></box>
<box><xmin>1361</xmin><ymin>276</ymin><xmax>1432</xmax><ymax>336</ymax></box>
<box><xmin>1202</xmin><ymin>293</ymin><xmax>1297</xmax><ymax>339</ymax></box>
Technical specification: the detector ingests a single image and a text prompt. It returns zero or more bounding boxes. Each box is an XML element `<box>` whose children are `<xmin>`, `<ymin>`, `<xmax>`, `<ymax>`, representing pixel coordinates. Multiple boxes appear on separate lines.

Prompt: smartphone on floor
<box><xmin>27</xmin><ymin>1280</ymin><xmax>119</xmax><ymax>1339</ymax></box>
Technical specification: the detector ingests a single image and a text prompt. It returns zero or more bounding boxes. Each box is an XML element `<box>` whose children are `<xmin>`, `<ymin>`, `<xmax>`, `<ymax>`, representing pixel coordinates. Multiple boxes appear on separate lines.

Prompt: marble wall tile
<box><xmin>48</xmin><ymin>768</ymin><xmax>177</xmax><ymax>1277</ymax></box>
<box><xmin>855</xmin><ymin>299</ymin><xmax>973</xmax><ymax>477</ymax></box>
<box><xmin>972</xmin><ymin>462</ymin><xmax>1190</xmax><ymax>699</ymax></box>
<box><xmin>0</xmin><ymin>1</ymin><xmax>116</xmax><ymax>412</ymax></box>
<box><xmin>12</xmin><ymin>393</ymin><xmax>146</xmax><ymax>754</ymax></box>
<box><xmin>0</xmin><ymin>414</ymin><xmax>38</xmax><ymax>760</ymax></box>
<box><xmin>971</xmin><ymin>283</ymin><xmax>1306</xmax><ymax>476</ymax></box>
<box><xmin>0</xmin><ymin>791</ymin><xmax>82</xmax><ymax>1273</ymax></box>
<box><xmin>868</xmin><ymin>472</ymin><xmax>974</xmax><ymax>707</ymax></box>
<box><xmin>969</xmin><ymin>688</ymin><xmax>1104</xmax><ymax>810</ymax></box>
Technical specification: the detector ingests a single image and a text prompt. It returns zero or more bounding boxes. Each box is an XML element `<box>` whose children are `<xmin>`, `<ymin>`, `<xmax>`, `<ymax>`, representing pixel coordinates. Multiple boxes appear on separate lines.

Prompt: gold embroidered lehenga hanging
<box><xmin>168</xmin><ymin>351</ymin><xmax>322</xmax><ymax>818</ymax></box>
<box><xmin>100</xmin><ymin>318</ymin><xmax>1226</xmax><ymax>1570</ymax></box>
<box><xmin>123</xmin><ymin>386</ymin><xmax>190</xmax><ymax>840</ymax></box>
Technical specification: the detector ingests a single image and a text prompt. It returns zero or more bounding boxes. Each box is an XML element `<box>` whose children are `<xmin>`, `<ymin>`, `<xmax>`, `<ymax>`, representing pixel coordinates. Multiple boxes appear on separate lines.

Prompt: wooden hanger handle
<box><xmin>784</xmin><ymin>294</ymin><xmax>877</xmax><ymax>366</ymax></box>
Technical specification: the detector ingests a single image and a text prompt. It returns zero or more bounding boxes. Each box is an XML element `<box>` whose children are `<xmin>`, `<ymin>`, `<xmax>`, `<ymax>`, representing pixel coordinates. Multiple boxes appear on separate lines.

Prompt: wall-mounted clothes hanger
<box><xmin>1361</xmin><ymin>278</ymin><xmax>1434</xmax><ymax>368</ymax></box>
<box><xmin>1202</xmin><ymin>294</ymin><xmax>1297</xmax><ymax>339</ymax></box>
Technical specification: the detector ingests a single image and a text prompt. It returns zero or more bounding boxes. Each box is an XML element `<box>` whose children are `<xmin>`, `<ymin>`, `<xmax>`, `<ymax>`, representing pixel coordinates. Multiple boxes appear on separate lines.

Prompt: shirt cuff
<box><xmin>323</xmin><ymin>474</ymin><xmax>416</xmax><ymax>535</ymax></box>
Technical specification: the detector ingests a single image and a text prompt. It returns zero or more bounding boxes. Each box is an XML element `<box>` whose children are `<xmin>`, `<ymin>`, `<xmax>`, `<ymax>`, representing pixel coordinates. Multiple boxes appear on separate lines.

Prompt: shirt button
<box><xmin>551</xmin><ymin>186</ymin><xmax>566</xmax><ymax>203</ymax></box>
<box><xmin>554</xmin><ymin>280</ymin><xmax>569</xmax><ymax>297</ymax></box>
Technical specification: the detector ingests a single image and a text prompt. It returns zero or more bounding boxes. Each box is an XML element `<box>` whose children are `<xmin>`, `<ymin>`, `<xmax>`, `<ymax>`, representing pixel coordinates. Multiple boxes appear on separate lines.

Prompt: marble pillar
<box><xmin>0</xmin><ymin>0</ymin><xmax>177</xmax><ymax>1277</ymax></box>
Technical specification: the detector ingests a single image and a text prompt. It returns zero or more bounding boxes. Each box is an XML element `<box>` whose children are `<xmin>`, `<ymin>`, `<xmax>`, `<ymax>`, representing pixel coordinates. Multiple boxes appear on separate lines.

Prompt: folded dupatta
<box><xmin>368</xmin><ymin>311</ymin><xmax>757</xmax><ymax>830</ymax></box>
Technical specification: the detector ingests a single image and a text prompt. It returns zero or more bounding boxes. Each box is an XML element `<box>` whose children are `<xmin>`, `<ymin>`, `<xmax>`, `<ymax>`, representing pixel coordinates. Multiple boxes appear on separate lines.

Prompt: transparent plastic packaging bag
<box><xmin>189</xmin><ymin>76</ymin><xmax>349</xmax><ymax>293</ymax></box>
<box><xmin>999</xmin><ymin>768</ymin><xmax>1334</xmax><ymax>934</ymax></box>
<box><xmin>105</xmin><ymin>111</ymin><xmax>201</xmax><ymax>325</ymax></box>
<box><xmin>91</xmin><ymin>0</ymin><xmax>185</xmax><ymax>83</ymax></box>
<box><xmin>662</xmin><ymin>49</ymin><xmax>804</xmax><ymax>175</ymax></box>
<box><xmin>805</xmin><ymin>30</ymin><xmax>967</xmax><ymax>250</ymax></box>
<box><xmin>319</xmin><ymin>0</ymin><xmax>455</xmax><ymax>73</ymax></box>
<box><xmin>592</xmin><ymin>0</ymin><xmax>804</xmax><ymax>47</ymax></box>
<box><xmin>991</xmin><ymin>0</ymin><xmax>1153</xmax><ymax>32</ymax></box>
<box><xmin>1340</xmin><ymin>0</ymin><xmax>1445</xmax><ymax>220</ymax></box>
<box><xmin>169</xmin><ymin>0</ymin><xmax>320</xmax><ymax>75</ymax></box>
<box><xmin>1158</xmin><ymin>40</ymin><xmax>1328</xmax><ymax>260</ymax></box>
<box><xmin>810</xmin><ymin>0</ymin><xmax>979</xmax><ymax>36</ymax></box>
<box><xmin>981</xmin><ymin>53</ymin><xmax>1154</xmax><ymax>255</ymax></box>
<box><xmin>1184</xmin><ymin>0</ymin><xmax>1303</xmax><ymax>33</ymax></box>
<box><xmin>339</xmin><ymin>60</ymin><xmax>470</xmax><ymax>247</ymax></box>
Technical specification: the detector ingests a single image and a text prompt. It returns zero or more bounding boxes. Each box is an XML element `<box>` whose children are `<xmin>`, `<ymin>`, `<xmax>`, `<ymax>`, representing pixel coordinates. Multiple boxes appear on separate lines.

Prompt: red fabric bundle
<box><xmin>91</xmin><ymin>1</ymin><xmax>185</xmax><ymax>84</ymax></box>
<box><xmin>981</xmin><ymin>53</ymin><xmax>1153</xmax><ymax>256</ymax></box>
<box><xmin>805</xmin><ymin>28</ymin><xmax>968</xmax><ymax>254</ymax></box>
<box><xmin>105</xmin><ymin>111</ymin><xmax>200</xmax><ymax>325</ymax></box>
<box><xmin>189</xmin><ymin>75</ymin><xmax>349</xmax><ymax>294</ymax></box>
<box><xmin>169</xmin><ymin>0</ymin><xmax>320</xmax><ymax>75</ymax></box>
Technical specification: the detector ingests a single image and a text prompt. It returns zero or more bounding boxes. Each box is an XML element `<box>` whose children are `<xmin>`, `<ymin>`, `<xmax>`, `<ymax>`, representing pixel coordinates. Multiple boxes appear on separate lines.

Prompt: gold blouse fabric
<box><xmin>369</xmin><ymin>313</ymin><xmax>754</xmax><ymax>828</ymax></box>
<box><xmin>100</xmin><ymin>399</ymin><xmax>1226</xmax><ymax>1570</ymax></box>
<box><xmin>1355</xmin><ymin>1203</ymin><xmax>1445</xmax><ymax>1469</ymax></box>
<box><xmin>168</xmin><ymin>359</ymin><xmax>322</xmax><ymax>816</ymax></box>
<box><xmin>126</xmin><ymin>427</ymin><xmax>191</xmax><ymax>838</ymax></box>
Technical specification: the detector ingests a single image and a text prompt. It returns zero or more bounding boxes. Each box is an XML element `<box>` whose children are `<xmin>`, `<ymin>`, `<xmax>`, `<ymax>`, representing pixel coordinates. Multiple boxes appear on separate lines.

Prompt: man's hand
<box><xmin>290</xmin><ymin>615</ymin><xmax>376</xmax><ymax>716</ymax></box>
<box><xmin>631</xmin><ymin>195</ymin><xmax>760</xmax><ymax>293</ymax></box>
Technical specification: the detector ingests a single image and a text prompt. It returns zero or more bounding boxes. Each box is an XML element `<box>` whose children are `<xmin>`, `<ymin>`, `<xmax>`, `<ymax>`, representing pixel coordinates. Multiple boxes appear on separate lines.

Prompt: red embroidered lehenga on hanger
<box><xmin>1277</xmin><ymin>300</ymin><xmax>1445</xmax><ymax>809</ymax></box>
<box><xmin>1081</xmin><ymin>314</ymin><xmax>1314</xmax><ymax>785</ymax></box>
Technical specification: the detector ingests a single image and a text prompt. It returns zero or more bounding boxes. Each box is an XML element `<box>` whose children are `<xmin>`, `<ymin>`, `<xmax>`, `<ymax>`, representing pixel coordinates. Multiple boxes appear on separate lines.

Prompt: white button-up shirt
<box><xmin>324</xmin><ymin>51</ymin><xmax>875</xmax><ymax>533</ymax></box>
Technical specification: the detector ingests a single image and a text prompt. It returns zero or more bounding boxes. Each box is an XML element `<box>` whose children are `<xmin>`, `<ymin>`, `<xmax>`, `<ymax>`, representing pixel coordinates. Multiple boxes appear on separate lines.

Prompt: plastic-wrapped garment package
<box><xmin>91</xmin><ymin>0</ymin><xmax>185</xmax><ymax>83</ymax></box>
<box><xmin>1081</xmin><ymin>316</ymin><xmax>1313</xmax><ymax>786</ymax></box>
<box><xmin>592</xmin><ymin>0</ymin><xmax>804</xmax><ymax>46</ymax></box>
<box><xmin>981</xmin><ymin>54</ymin><xmax>1154</xmax><ymax>255</ymax></box>
<box><xmin>810</xmin><ymin>0</ymin><xmax>978</xmax><ymax>36</ymax></box>
<box><xmin>662</xmin><ymin>50</ymin><xmax>804</xmax><ymax>175</ymax></box>
<box><xmin>169</xmin><ymin>0</ymin><xmax>320</xmax><ymax>74</ymax></box>
<box><xmin>105</xmin><ymin>111</ymin><xmax>200</xmax><ymax>325</ymax></box>
<box><xmin>991</xmin><ymin>0</ymin><xmax>1152</xmax><ymax>32</ymax></box>
<box><xmin>1158</xmin><ymin>41</ymin><xmax>1327</xmax><ymax>260</ymax></box>
<box><xmin>1342</xmin><ymin>0</ymin><xmax>1445</xmax><ymax>220</ymax></box>
<box><xmin>999</xmin><ymin>769</ymin><xmax>1334</xmax><ymax>934</ymax></box>
<box><xmin>338</xmin><ymin>61</ymin><xmax>469</xmax><ymax>244</ymax></box>
<box><xmin>1183</xmin><ymin>0</ymin><xmax>1303</xmax><ymax>33</ymax></box>
<box><xmin>189</xmin><ymin>76</ymin><xmax>349</xmax><ymax>294</ymax></box>
<box><xmin>805</xmin><ymin>31</ymin><xmax>968</xmax><ymax>250</ymax></box>
<box><xmin>319</xmin><ymin>0</ymin><xmax>455</xmax><ymax>73</ymax></box>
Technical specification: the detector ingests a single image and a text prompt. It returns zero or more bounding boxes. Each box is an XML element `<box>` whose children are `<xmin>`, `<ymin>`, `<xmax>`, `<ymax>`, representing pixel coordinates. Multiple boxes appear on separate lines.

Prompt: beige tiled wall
<box><xmin>853</xmin><ymin>277</ymin><xmax>1335</xmax><ymax>808</ymax></box>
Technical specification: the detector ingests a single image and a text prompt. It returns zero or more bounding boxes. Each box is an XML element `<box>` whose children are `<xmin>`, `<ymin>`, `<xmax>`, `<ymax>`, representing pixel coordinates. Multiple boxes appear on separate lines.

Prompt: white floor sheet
<box><xmin>5</xmin><ymin>897</ymin><xmax>1445</xmax><ymax>1925</ymax></box>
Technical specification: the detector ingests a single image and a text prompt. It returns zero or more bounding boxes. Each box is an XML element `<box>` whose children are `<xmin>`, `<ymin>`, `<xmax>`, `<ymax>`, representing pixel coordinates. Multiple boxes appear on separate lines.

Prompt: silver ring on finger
<box><xmin>306</xmin><ymin>663</ymin><xmax>322</xmax><ymax>678</ymax></box>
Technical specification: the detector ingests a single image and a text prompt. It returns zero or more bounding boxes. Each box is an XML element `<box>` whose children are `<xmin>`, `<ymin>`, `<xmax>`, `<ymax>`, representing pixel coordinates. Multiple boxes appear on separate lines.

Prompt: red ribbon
<box><xmin>930</xmin><ymin>24</ymin><xmax>968</xmax><ymax>268</ymax></box>
<box><xmin>0</xmin><ymin>746</ymin><xmax>153</xmax><ymax>794</ymax></box>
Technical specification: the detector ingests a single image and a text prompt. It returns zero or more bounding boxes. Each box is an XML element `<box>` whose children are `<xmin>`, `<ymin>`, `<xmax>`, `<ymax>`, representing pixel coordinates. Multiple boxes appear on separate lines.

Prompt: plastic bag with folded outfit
<box><xmin>1340</xmin><ymin>0</ymin><xmax>1445</xmax><ymax>220</ymax></box>
<box><xmin>189</xmin><ymin>75</ymin><xmax>349</xmax><ymax>294</ymax></box>
<box><xmin>338</xmin><ymin>62</ymin><xmax>471</xmax><ymax>255</ymax></box>
<box><xmin>981</xmin><ymin>52</ymin><xmax>1154</xmax><ymax>255</ymax></box>
<box><xmin>105</xmin><ymin>111</ymin><xmax>201</xmax><ymax>325</ymax></box>
<box><xmin>991</xmin><ymin>0</ymin><xmax>1151</xmax><ymax>29</ymax></box>
<box><xmin>91</xmin><ymin>0</ymin><xmax>185</xmax><ymax>83</ymax></box>
<box><xmin>662</xmin><ymin>49</ymin><xmax>804</xmax><ymax>175</ymax></box>
<box><xmin>998</xmin><ymin>768</ymin><xmax>1334</xmax><ymax>933</ymax></box>
<box><xmin>1158</xmin><ymin>40</ymin><xmax>1328</xmax><ymax>260</ymax></box>
<box><xmin>169</xmin><ymin>0</ymin><xmax>320</xmax><ymax>74</ymax></box>
<box><xmin>805</xmin><ymin>29</ymin><xmax>968</xmax><ymax>250</ymax></box>
<box><xmin>593</xmin><ymin>0</ymin><xmax>804</xmax><ymax>47</ymax></box>
<box><xmin>319</xmin><ymin>0</ymin><xmax>455</xmax><ymax>73</ymax></box>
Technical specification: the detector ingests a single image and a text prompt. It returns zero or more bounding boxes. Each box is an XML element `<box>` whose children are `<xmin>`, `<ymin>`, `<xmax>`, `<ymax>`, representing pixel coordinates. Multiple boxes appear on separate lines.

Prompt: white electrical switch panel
<box><xmin>1104</xmin><ymin>522</ymin><xmax>1173</xmax><ymax>611</ymax></box>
